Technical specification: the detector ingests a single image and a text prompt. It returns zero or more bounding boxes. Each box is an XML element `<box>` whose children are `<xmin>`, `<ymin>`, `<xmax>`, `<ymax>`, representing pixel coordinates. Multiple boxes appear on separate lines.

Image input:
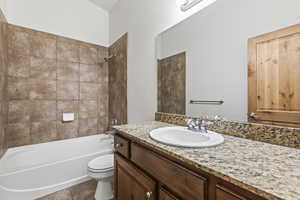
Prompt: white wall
<box><xmin>0</xmin><ymin>0</ymin><xmax>7</xmax><ymax>16</ymax></box>
<box><xmin>158</xmin><ymin>0</ymin><xmax>300</xmax><ymax>121</ymax></box>
<box><xmin>110</xmin><ymin>0</ymin><xmax>216</xmax><ymax>123</ymax></box>
<box><xmin>5</xmin><ymin>0</ymin><xmax>109</xmax><ymax>46</ymax></box>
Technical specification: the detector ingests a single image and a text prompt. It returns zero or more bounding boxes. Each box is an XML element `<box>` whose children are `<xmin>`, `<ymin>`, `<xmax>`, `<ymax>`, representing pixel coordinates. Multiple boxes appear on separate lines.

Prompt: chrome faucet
<box><xmin>185</xmin><ymin>119</ymin><xmax>213</xmax><ymax>133</ymax></box>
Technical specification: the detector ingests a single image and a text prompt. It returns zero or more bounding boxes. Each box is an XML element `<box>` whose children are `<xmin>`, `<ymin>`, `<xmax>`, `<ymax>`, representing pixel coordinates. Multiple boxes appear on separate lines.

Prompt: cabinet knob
<box><xmin>115</xmin><ymin>143</ymin><xmax>123</xmax><ymax>148</ymax></box>
<box><xmin>249</xmin><ymin>112</ymin><xmax>257</xmax><ymax>119</ymax></box>
<box><xmin>146</xmin><ymin>191</ymin><xmax>152</xmax><ymax>199</ymax></box>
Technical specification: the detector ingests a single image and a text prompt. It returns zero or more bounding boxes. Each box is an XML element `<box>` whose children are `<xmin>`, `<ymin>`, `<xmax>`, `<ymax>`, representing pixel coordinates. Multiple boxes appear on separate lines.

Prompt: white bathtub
<box><xmin>0</xmin><ymin>134</ymin><xmax>114</xmax><ymax>200</ymax></box>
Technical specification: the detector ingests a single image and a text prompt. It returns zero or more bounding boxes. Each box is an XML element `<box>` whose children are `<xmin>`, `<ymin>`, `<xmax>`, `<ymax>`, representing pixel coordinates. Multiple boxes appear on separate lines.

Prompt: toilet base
<box><xmin>95</xmin><ymin>177</ymin><xmax>113</xmax><ymax>200</ymax></box>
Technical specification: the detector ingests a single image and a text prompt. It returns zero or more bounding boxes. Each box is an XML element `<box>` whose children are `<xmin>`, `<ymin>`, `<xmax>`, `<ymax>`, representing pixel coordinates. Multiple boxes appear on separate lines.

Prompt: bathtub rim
<box><xmin>0</xmin><ymin>149</ymin><xmax>113</xmax><ymax>177</ymax></box>
<box><xmin>0</xmin><ymin>134</ymin><xmax>113</xmax><ymax>176</ymax></box>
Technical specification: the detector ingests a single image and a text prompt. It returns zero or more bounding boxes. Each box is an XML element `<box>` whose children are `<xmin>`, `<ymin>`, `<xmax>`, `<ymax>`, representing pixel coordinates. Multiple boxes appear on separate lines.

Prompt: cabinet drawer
<box><xmin>216</xmin><ymin>185</ymin><xmax>248</xmax><ymax>200</ymax></box>
<box><xmin>131</xmin><ymin>143</ymin><xmax>207</xmax><ymax>200</ymax></box>
<box><xmin>114</xmin><ymin>135</ymin><xmax>130</xmax><ymax>158</ymax></box>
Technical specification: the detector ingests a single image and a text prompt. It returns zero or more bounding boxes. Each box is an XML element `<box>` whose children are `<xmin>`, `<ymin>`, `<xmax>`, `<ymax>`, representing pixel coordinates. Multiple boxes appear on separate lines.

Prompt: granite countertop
<box><xmin>113</xmin><ymin>121</ymin><xmax>300</xmax><ymax>200</ymax></box>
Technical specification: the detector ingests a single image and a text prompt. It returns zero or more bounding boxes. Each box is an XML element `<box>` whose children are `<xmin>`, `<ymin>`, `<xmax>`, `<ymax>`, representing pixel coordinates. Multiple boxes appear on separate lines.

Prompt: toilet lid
<box><xmin>88</xmin><ymin>154</ymin><xmax>114</xmax><ymax>170</ymax></box>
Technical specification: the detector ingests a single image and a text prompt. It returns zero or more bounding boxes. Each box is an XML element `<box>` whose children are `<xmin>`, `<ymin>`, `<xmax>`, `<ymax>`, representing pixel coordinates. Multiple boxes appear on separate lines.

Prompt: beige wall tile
<box><xmin>158</xmin><ymin>52</ymin><xmax>186</xmax><ymax>115</ymax></box>
<box><xmin>98</xmin><ymin>46</ymin><xmax>108</xmax><ymax>64</ymax></box>
<box><xmin>57</xmin><ymin>61</ymin><xmax>79</xmax><ymax>81</ymax></box>
<box><xmin>57</xmin><ymin>100</ymin><xmax>79</xmax><ymax>121</ymax></box>
<box><xmin>8</xmin><ymin>54</ymin><xmax>30</xmax><ymax>78</ymax></box>
<box><xmin>8</xmin><ymin>78</ymin><xmax>30</xmax><ymax>100</ymax></box>
<box><xmin>98</xmin><ymin>63</ymin><xmax>108</xmax><ymax>83</ymax></box>
<box><xmin>30</xmin><ymin>57</ymin><xmax>57</xmax><ymax>80</ymax></box>
<box><xmin>0</xmin><ymin>22</ymin><xmax>8</xmax><ymax>157</ymax></box>
<box><xmin>80</xmin><ymin>64</ymin><xmax>98</xmax><ymax>83</ymax></box>
<box><xmin>79</xmin><ymin>118</ymin><xmax>98</xmax><ymax>137</ymax></box>
<box><xmin>57</xmin><ymin>121</ymin><xmax>78</xmax><ymax>140</ymax></box>
<box><xmin>79</xmin><ymin>44</ymin><xmax>98</xmax><ymax>65</ymax></box>
<box><xmin>30</xmin><ymin>33</ymin><xmax>56</xmax><ymax>59</ymax></box>
<box><xmin>6</xmin><ymin>123</ymin><xmax>31</xmax><ymax>147</ymax></box>
<box><xmin>29</xmin><ymin>80</ymin><xmax>56</xmax><ymax>100</ymax></box>
<box><xmin>80</xmin><ymin>83</ymin><xmax>99</xmax><ymax>100</ymax></box>
<box><xmin>98</xmin><ymin>82</ymin><xmax>109</xmax><ymax>98</ymax></box>
<box><xmin>98</xmin><ymin>116</ymin><xmax>109</xmax><ymax>133</ymax></box>
<box><xmin>57</xmin><ymin>81</ymin><xmax>79</xmax><ymax>100</ymax></box>
<box><xmin>0</xmin><ymin>76</ymin><xmax>3</xmax><ymax>101</ymax></box>
<box><xmin>30</xmin><ymin>100</ymin><xmax>56</xmax><ymax>122</ymax></box>
<box><xmin>4</xmin><ymin>24</ymin><xmax>110</xmax><ymax>149</ymax></box>
<box><xmin>8</xmin><ymin>25</ymin><xmax>31</xmax><ymax>56</ymax></box>
<box><xmin>79</xmin><ymin>100</ymin><xmax>97</xmax><ymax>119</ymax></box>
<box><xmin>108</xmin><ymin>33</ymin><xmax>128</xmax><ymax>125</ymax></box>
<box><xmin>30</xmin><ymin>121</ymin><xmax>57</xmax><ymax>144</ymax></box>
<box><xmin>98</xmin><ymin>100</ymin><xmax>108</xmax><ymax>118</ymax></box>
<box><xmin>8</xmin><ymin>100</ymin><xmax>31</xmax><ymax>123</ymax></box>
<box><xmin>57</xmin><ymin>39</ymin><xmax>79</xmax><ymax>62</ymax></box>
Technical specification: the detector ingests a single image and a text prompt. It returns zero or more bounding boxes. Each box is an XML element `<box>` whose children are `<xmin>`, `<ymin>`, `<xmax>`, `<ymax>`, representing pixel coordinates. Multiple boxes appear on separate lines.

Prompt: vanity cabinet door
<box><xmin>216</xmin><ymin>185</ymin><xmax>247</xmax><ymax>200</ymax></box>
<box><xmin>159</xmin><ymin>188</ymin><xmax>180</xmax><ymax>200</ymax></box>
<box><xmin>248</xmin><ymin>24</ymin><xmax>300</xmax><ymax>127</ymax></box>
<box><xmin>114</xmin><ymin>135</ymin><xmax>130</xmax><ymax>158</ymax></box>
<box><xmin>115</xmin><ymin>154</ymin><xmax>156</xmax><ymax>200</ymax></box>
<box><xmin>131</xmin><ymin>143</ymin><xmax>207</xmax><ymax>200</ymax></box>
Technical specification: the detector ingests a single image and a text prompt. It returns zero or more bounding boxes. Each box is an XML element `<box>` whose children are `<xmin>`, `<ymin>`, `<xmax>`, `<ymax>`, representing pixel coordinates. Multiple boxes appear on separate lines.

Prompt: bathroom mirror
<box><xmin>156</xmin><ymin>2</ymin><xmax>300</xmax><ymax>126</ymax></box>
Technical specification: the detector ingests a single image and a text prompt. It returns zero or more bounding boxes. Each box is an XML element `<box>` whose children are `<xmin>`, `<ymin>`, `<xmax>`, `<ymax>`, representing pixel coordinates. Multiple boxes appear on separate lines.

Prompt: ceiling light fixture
<box><xmin>177</xmin><ymin>0</ymin><xmax>204</xmax><ymax>12</ymax></box>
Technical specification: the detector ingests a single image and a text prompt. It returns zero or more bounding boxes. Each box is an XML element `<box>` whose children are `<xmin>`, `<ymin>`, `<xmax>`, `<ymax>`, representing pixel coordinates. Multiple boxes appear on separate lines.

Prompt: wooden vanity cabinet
<box><xmin>114</xmin><ymin>134</ymin><xmax>266</xmax><ymax>200</ymax></box>
<box><xmin>131</xmin><ymin>143</ymin><xmax>207</xmax><ymax>200</ymax></box>
<box><xmin>115</xmin><ymin>154</ymin><xmax>156</xmax><ymax>200</ymax></box>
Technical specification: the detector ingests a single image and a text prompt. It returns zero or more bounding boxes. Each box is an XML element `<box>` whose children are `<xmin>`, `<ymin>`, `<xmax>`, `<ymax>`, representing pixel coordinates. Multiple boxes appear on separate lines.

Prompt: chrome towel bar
<box><xmin>190</xmin><ymin>100</ymin><xmax>224</xmax><ymax>105</ymax></box>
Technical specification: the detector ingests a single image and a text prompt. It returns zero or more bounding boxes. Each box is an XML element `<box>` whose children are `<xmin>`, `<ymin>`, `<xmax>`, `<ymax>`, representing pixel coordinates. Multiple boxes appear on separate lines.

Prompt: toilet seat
<box><xmin>88</xmin><ymin>154</ymin><xmax>114</xmax><ymax>173</ymax></box>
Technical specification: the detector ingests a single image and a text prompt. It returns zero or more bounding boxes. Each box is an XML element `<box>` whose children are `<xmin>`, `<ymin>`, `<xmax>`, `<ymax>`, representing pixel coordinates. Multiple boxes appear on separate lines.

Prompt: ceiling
<box><xmin>89</xmin><ymin>0</ymin><xmax>119</xmax><ymax>11</ymax></box>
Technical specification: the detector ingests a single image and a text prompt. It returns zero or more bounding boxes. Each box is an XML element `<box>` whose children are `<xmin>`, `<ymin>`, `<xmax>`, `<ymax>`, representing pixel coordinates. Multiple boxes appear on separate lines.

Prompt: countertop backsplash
<box><xmin>155</xmin><ymin>112</ymin><xmax>300</xmax><ymax>149</ymax></box>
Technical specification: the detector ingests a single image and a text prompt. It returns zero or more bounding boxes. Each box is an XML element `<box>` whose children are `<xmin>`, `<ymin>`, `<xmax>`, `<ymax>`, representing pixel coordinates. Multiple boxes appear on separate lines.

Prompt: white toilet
<box><xmin>88</xmin><ymin>154</ymin><xmax>114</xmax><ymax>200</ymax></box>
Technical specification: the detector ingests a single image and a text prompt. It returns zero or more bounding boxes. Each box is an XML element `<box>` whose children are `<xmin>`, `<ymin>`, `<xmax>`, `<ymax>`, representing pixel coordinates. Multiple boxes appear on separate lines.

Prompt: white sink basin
<box><xmin>149</xmin><ymin>126</ymin><xmax>224</xmax><ymax>148</ymax></box>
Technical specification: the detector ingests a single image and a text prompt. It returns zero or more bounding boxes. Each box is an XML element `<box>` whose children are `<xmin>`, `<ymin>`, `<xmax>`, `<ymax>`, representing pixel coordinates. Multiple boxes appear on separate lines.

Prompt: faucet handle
<box><xmin>185</xmin><ymin>118</ymin><xmax>194</xmax><ymax>126</ymax></box>
<box><xmin>194</xmin><ymin>119</ymin><xmax>202</xmax><ymax>125</ymax></box>
<box><xmin>202</xmin><ymin>120</ymin><xmax>213</xmax><ymax>126</ymax></box>
<box><xmin>185</xmin><ymin>118</ymin><xmax>193</xmax><ymax>123</ymax></box>
<box><xmin>214</xmin><ymin>115</ymin><xmax>223</xmax><ymax>121</ymax></box>
<box><xmin>200</xmin><ymin>120</ymin><xmax>214</xmax><ymax>133</ymax></box>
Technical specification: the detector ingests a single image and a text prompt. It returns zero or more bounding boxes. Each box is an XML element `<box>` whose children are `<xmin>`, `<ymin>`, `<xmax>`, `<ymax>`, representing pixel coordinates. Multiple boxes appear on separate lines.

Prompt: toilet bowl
<box><xmin>88</xmin><ymin>154</ymin><xmax>114</xmax><ymax>200</ymax></box>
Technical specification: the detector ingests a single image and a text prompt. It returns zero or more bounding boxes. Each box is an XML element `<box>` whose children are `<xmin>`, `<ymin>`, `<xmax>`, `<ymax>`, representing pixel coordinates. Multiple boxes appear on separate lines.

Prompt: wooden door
<box><xmin>115</xmin><ymin>154</ymin><xmax>156</xmax><ymax>200</ymax></box>
<box><xmin>248</xmin><ymin>24</ymin><xmax>300</xmax><ymax>127</ymax></box>
<box><xmin>159</xmin><ymin>188</ymin><xmax>180</xmax><ymax>200</ymax></box>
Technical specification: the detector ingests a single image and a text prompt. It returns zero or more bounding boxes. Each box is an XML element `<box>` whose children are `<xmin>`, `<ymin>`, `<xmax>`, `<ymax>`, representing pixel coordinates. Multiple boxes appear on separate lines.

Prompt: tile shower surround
<box><xmin>5</xmin><ymin>24</ymin><xmax>110</xmax><ymax>148</ymax></box>
<box><xmin>0</xmin><ymin>9</ymin><xmax>7</xmax><ymax>157</ymax></box>
<box><xmin>158</xmin><ymin>52</ymin><xmax>186</xmax><ymax>115</ymax></box>
<box><xmin>108</xmin><ymin>34</ymin><xmax>128</xmax><ymax>125</ymax></box>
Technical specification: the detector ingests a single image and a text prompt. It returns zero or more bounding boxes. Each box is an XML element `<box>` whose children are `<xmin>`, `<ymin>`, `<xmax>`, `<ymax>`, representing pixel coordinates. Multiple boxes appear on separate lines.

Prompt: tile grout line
<box><xmin>27</xmin><ymin>29</ymin><xmax>33</xmax><ymax>145</ymax></box>
<box><xmin>78</xmin><ymin>43</ymin><xmax>81</xmax><ymax>138</ymax></box>
<box><xmin>55</xmin><ymin>35</ymin><xmax>58</xmax><ymax>141</ymax></box>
